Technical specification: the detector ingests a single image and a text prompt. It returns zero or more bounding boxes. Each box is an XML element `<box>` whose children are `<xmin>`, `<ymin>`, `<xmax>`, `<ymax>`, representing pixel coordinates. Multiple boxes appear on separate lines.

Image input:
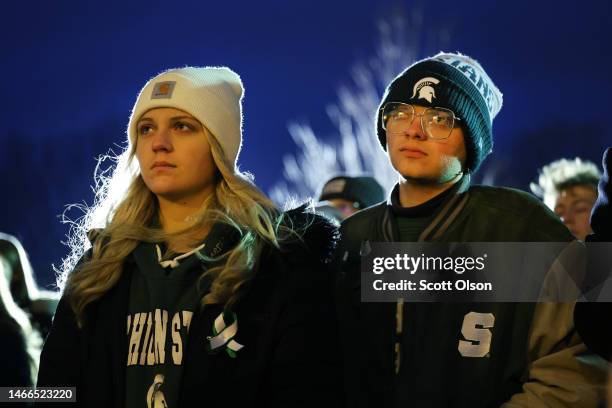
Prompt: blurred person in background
<box><xmin>531</xmin><ymin>158</ymin><xmax>601</xmax><ymax>240</ymax></box>
<box><xmin>571</xmin><ymin>148</ymin><xmax>612</xmax><ymax>406</ymax></box>
<box><xmin>0</xmin><ymin>249</ymin><xmax>41</xmax><ymax>389</ymax></box>
<box><xmin>0</xmin><ymin>233</ymin><xmax>59</xmax><ymax>339</ymax></box>
<box><xmin>317</xmin><ymin>175</ymin><xmax>386</xmax><ymax>222</ymax></box>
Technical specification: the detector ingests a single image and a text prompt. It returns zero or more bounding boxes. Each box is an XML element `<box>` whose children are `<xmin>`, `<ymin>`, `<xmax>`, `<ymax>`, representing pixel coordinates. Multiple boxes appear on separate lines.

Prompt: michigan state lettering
<box><xmin>127</xmin><ymin>309</ymin><xmax>194</xmax><ymax>366</ymax></box>
<box><xmin>458</xmin><ymin>311</ymin><xmax>495</xmax><ymax>357</ymax></box>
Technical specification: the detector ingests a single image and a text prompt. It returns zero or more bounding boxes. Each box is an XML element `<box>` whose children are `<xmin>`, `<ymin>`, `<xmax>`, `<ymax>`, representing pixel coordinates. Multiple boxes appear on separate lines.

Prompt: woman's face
<box><xmin>135</xmin><ymin>107</ymin><xmax>217</xmax><ymax>204</ymax></box>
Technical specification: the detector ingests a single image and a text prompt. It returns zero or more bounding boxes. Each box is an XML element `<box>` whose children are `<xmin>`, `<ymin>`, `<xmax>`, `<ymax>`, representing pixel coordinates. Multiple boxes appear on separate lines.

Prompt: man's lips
<box><xmin>151</xmin><ymin>161</ymin><xmax>177</xmax><ymax>169</ymax></box>
<box><xmin>399</xmin><ymin>147</ymin><xmax>427</xmax><ymax>158</ymax></box>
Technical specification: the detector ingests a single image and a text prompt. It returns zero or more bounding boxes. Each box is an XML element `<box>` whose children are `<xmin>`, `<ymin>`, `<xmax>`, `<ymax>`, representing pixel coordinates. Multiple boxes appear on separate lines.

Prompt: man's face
<box><xmin>554</xmin><ymin>185</ymin><xmax>598</xmax><ymax>240</ymax></box>
<box><xmin>385</xmin><ymin>104</ymin><xmax>467</xmax><ymax>184</ymax></box>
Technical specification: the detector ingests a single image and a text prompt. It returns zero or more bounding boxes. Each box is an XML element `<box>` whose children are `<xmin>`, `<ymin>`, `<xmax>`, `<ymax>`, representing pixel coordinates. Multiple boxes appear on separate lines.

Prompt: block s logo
<box><xmin>458</xmin><ymin>312</ymin><xmax>495</xmax><ymax>357</ymax></box>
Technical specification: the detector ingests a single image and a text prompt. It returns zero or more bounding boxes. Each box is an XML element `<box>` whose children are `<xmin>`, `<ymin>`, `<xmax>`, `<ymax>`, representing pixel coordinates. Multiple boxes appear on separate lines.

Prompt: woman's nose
<box><xmin>151</xmin><ymin>128</ymin><xmax>173</xmax><ymax>152</ymax></box>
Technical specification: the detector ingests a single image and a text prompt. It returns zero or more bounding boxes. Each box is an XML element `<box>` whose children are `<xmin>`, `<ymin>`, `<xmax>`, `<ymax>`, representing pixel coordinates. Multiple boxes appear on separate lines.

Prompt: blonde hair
<box><xmin>530</xmin><ymin>157</ymin><xmax>601</xmax><ymax>209</ymax></box>
<box><xmin>58</xmin><ymin>124</ymin><xmax>290</xmax><ymax>327</ymax></box>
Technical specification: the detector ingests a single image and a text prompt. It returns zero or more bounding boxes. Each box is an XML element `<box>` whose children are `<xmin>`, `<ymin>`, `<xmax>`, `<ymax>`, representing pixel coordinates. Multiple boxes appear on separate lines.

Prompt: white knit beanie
<box><xmin>127</xmin><ymin>66</ymin><xmax>244</xmax><ymax>168</ymax></box>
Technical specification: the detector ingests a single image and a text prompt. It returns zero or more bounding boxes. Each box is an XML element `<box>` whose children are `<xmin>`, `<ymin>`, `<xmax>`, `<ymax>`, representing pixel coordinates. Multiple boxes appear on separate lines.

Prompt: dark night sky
<box><xmin>1</xmin><ymin>0</ymin><xmax>611</xmax><ymax>288</ymax></box>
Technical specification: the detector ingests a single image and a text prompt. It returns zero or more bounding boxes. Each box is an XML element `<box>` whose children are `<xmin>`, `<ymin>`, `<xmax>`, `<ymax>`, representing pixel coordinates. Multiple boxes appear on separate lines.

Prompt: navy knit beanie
<box><xmin>376</xmin><ymin>52</ymin><xmax>503</xmax><ymax>173</ymax></box>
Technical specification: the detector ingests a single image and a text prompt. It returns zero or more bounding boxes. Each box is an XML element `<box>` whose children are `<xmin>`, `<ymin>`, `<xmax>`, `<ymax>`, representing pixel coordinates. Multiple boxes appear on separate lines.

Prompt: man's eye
<box><xmin>430</xmin><ymin>115</ymin><xmax>449</xmax><ymax>125</ymax></box>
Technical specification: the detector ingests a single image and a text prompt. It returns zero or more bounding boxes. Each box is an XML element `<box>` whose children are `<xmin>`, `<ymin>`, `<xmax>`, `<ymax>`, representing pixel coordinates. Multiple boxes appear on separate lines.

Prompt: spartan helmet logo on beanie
<box><xmin>411</xmin><ymin>77</ymin><xmax>440</xmax><ymax>103</ymax></box>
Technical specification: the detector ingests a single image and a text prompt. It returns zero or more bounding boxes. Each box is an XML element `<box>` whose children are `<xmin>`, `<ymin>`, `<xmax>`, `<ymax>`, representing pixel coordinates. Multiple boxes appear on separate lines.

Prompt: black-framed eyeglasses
<box><xmin>381</xmin><ymin>102</ymin><xmax>462</xmax><ymax>140</ymax></box>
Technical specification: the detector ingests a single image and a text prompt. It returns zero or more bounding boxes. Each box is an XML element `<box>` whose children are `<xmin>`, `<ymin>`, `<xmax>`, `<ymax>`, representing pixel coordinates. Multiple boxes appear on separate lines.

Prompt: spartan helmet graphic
<box><xmin>147</xmin><ymin>374</ymin><xmax>168</xmax><ymax>408</ymax></box>
<box><xmin>411</xmin><ymin>77</ymin><xmax>441</xmax><ymax>103</ymax></box>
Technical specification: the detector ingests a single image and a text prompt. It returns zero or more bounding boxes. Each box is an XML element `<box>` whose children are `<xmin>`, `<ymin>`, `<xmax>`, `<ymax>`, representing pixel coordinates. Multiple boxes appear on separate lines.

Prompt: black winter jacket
<box><xmin>37</xmin><ymin>207</ymin><xmax>342</xmax><ymax>407</ymax></box>
<box><xmin>336</xmin><ymin>177</ymin><xmax>605</xmax><ymax>408</ymax></box>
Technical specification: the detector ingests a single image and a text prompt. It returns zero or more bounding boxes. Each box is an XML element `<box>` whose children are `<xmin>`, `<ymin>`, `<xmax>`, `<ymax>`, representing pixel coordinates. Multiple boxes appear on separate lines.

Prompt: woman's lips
<box><xmin>151</xmin><ymin>161</ymin><xmax>176</xmax><ymax>169</ymax></box>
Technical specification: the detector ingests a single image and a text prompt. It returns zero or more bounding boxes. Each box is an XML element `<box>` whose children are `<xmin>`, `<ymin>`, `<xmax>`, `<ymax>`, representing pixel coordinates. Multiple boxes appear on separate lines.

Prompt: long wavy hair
<box><xmin>58</xmin><ymin>123</ymin><xmax>292</xmax><ymax>327</ymax></box>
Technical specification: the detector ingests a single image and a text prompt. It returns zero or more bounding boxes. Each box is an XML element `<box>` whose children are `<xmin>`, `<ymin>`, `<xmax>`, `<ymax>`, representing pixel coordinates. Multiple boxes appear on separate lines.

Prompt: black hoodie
<box><xmin>37</xmin><ymin>206</ymin><xmax>342</xmax><ymax>408</ymax></box>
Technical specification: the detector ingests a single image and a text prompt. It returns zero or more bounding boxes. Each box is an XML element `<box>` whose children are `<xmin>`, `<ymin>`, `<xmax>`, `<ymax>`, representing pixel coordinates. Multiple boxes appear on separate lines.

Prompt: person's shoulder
<box><xmin>468</xmin><ymin>185</ymin><xmax>559</xmax><ymax>220</ymax></box>
<box><xmin>468</xmin><ymin>185</ymin><xmax>572</xmax><ymax>240</ymax></box>
<box><xmin>469</xmin><ymin>184</ymin><xmax>545</xmax><ymax>210</ymax></box>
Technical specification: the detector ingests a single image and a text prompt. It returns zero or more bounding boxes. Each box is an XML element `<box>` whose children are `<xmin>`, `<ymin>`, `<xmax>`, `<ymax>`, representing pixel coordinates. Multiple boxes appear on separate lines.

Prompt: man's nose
<box><xmin>402</xmin><ymin>116</ymin><xmax>426</xmax><ymax>140</ymax></box>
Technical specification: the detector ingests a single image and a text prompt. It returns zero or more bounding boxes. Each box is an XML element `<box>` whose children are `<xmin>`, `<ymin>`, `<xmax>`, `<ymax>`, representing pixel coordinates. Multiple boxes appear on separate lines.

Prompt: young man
<box><xmin>531</xmin><ymin>158</ymin><xmax>601</xmax><ymax>240</ymax></box>
<box><xmin>336</xmin><ymin>52</ymin><xmax>605</xmax><ymax>407</ymax></box>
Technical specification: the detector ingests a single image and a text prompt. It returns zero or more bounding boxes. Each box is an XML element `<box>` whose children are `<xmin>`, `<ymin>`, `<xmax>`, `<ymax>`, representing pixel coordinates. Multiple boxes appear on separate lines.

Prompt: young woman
<box><xmin>37</xmin><ymin>67</ymin><xmax>341</xmax><ymax>407</ymax></box>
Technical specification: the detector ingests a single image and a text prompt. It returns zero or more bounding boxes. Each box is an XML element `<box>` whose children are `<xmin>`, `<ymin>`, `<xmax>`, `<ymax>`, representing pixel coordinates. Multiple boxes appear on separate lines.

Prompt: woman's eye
<box><xmin>138</xmin><ymin>124</ymin><xmax>153</xmax><ymax>135</ymax></box>
<box><xmin>174</xmin><ymin>122</ymin><xmax>193</xmax><ymax>131</ymax></box>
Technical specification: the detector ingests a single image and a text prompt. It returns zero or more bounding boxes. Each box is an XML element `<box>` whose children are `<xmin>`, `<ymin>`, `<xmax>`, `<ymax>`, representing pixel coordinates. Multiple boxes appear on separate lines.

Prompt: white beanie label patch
<box><xmin>151</xmin><ymin>81</ymin><xmax>176</xmax><ymax>99</ymax></box>
<box><xmin>411</xmin><ymin>77</ymin><xmax>440</xmax><ymax>103</ymax></box>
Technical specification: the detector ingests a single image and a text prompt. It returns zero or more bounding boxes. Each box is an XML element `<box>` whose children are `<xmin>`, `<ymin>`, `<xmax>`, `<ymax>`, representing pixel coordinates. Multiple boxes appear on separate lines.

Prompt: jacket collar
<box><xmin>381</xmin><ymin>174</ymin><xmax>471</xmax><ymax>242</ymax></box>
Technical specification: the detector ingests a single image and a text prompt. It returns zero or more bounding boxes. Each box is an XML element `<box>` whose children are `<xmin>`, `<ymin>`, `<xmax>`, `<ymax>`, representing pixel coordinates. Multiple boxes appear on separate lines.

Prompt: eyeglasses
<box><xmin>381</xmin><ymin>102</ymin><xmax>462</xmax><ymax>140</ymax></box>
